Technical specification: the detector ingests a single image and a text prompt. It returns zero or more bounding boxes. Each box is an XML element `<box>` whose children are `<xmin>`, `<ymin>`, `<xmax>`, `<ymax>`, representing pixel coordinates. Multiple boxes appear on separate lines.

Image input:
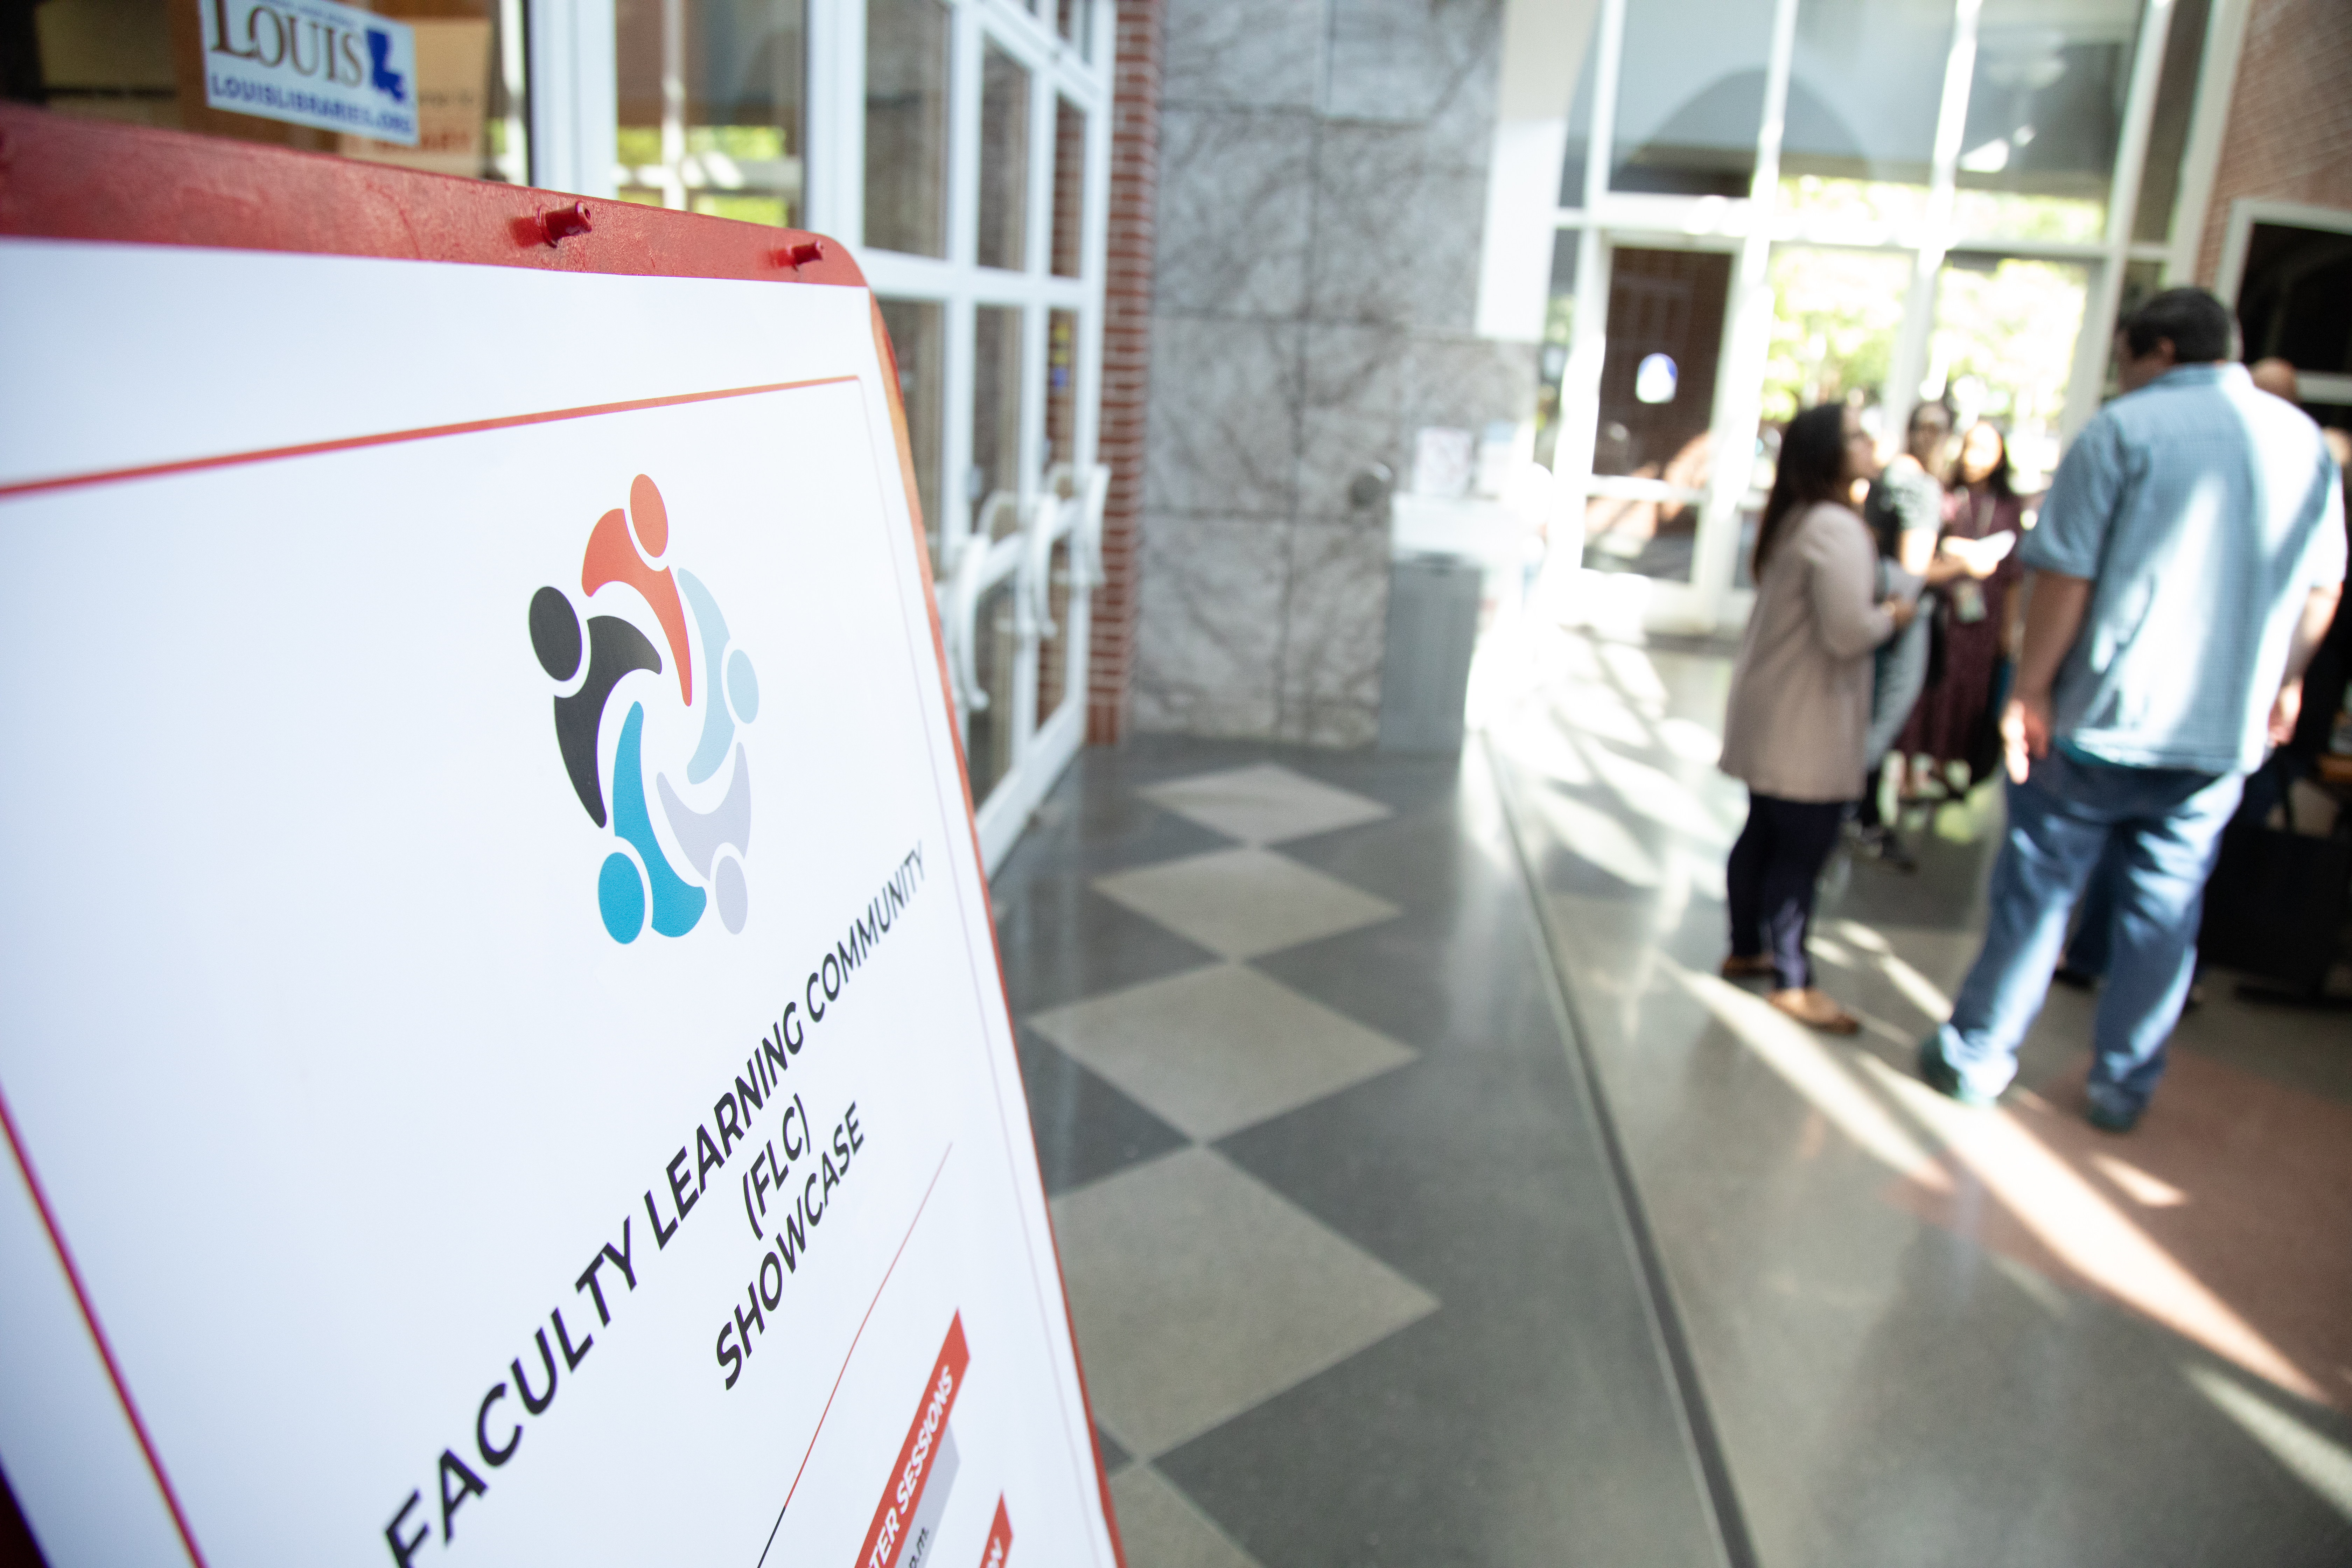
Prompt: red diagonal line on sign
<box><xmin>0</xmin><ymin>377</ymin><xmax>859</xmax><ymax>500</ymax></box>
<box><xmin>754</xmin><ymin>1142</ymin><xmax>954</xmax><ymax>1568</ymax></box>
<box><xmin>0</xmin><ymin>1083</ymin><xmax>211</xmax><ymax>1568</ymax></box>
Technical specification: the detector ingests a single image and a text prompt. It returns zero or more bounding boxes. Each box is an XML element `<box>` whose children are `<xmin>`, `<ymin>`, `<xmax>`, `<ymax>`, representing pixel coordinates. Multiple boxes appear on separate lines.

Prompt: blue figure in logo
<box><xmin>606</xmin><ymin>704</ymin><xmax>708</xmax><ymax>941</ymax></box>
<box><xmin>366</xmin><ymin>29</ymin><xmax>408</xmax><ymax>103</ymax></box>
<box><xmin>531</xmin><ymin>585</ymin><xmax>706</xmax><ymax>943</ymax></box>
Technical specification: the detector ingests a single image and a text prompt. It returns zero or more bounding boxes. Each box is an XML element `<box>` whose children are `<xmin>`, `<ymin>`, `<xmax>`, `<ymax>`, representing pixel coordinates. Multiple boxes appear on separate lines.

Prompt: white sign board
<box><xmin>0</xmin><ymin>237</ymin><xmax>1118</xmax><ymax>1568</ymax></box>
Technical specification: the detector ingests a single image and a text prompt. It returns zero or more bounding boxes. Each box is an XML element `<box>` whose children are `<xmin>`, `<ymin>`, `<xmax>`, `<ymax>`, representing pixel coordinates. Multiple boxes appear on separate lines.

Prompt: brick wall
<box><xmin>2195</xmin><ymin>0</ymin><xmax>2352</xmax><ymax>285</ymax></box>
<box><xmin>1087</xmin><ymin>0</ymin><xmax>1165</xmax><ymax>745</ymax></box>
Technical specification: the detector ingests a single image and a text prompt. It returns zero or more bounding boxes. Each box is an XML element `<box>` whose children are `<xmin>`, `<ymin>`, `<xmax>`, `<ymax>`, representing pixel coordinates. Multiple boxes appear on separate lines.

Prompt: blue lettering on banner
<box><xmin>201</xmin><ymin>0</ymin><xmax>419</xmax><ymax>145</ymax></box>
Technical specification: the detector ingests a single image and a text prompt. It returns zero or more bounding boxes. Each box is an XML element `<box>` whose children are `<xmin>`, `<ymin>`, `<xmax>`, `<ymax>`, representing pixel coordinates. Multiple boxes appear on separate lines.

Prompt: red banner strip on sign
<box><xmin>978</xmin><ymin>1496</ymin><xmax>1013</xmax><ymax>1568</ymax></box>
<box><xmin>855</xmin><ymin>1314</ymin><xmax>971</xmax><ymax>1568</ymax></box>
<box><xmin>0</xmin><ymin>377</ymin><xmax>858</xmax><ymax>502</ymax></box>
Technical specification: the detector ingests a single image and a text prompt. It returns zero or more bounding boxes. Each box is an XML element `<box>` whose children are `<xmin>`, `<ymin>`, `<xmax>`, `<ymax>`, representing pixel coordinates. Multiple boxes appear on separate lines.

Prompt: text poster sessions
<box><xmin>0</xmin><ymin>237</ymin><xmax>1120</xmax><ymax>1568</ymax></box>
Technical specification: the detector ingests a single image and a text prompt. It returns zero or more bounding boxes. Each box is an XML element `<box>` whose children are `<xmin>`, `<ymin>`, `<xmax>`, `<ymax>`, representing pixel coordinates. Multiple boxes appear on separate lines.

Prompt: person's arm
<box><xmin>2002</xmin><ymin>570</ymin><xmax>2092</xmax><ymax>783</ymax></box>
<box><xmin>2270</xmin><ymin>582</ymin><xmax>2344</xmax><ymax>744</ymax></box>
<box><xmin>1810</xmin><ymin>511</ymin><xmax>1904</xmax><ymax>659</ymax></box>
<box><xmin>2275</xmin><ymin>462</ymin><xmax>2351</xmax><ymax>742</ymax></box>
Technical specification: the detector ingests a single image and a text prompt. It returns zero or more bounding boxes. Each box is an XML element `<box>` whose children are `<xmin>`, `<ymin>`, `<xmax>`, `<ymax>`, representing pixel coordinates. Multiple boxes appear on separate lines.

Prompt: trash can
<box><xmin>1377</xmin><ymin>553</ymin><xmax>1483</xmax><ymax>752</ymax></box>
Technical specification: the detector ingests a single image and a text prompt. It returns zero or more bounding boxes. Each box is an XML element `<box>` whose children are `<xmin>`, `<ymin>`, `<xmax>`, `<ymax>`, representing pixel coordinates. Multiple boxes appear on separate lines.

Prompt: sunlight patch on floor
<box><xmin>1861</xmin><ymin>1055</ymin><xmax>2329</xmax><ymax>1407</ymax></box>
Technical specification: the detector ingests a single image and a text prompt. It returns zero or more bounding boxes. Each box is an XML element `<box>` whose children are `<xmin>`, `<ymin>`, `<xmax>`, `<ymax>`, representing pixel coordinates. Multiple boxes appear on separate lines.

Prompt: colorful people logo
<box><xmin>528</xmin><ymin>475</ymin><xmax>760</xmax><ymax>944</ymax></box>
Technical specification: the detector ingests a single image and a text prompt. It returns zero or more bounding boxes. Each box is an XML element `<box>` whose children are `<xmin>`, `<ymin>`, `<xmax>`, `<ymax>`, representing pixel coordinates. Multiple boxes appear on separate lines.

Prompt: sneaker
<box><xmin>1720</xmin><ymin>953</ymin><xmax>1776</xmax><ymax>981</ymax></box>
<box><xmin>2051</xmin><ymin>962</ymin><xmax>2099</xmax><ymax>991</ymax></box>
<box><xmin>1917</xmin><ymin>1035</ymin><xmax>1996</xmax><ymax>1108</ymax></box>
<box><xmin>2085</xmin><ymin>1096</ymin><xmax>2143</xmax><ymax>1134</ymax></box>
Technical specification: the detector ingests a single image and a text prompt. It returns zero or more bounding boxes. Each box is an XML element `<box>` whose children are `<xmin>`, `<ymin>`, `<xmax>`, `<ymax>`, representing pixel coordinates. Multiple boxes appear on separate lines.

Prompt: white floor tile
<box><xmin>1051</xmin><ymin>1148</ymin><xmax>1438</xmax><ymax>1458</ymax></box>
<box><xmin>1092</xmin><ymin>846</ymin><xmax>1400</xmax><ymax>959</ymax></box>
<box><xmin>1140</xmin><ymin>763</ymin><xmax>1391</xmax><ymax>846</ymax></box>
<box><xmin>1030</xmin><ymin>962</ymin><xmax>1415</xmax><ymax>1141</ymax></box>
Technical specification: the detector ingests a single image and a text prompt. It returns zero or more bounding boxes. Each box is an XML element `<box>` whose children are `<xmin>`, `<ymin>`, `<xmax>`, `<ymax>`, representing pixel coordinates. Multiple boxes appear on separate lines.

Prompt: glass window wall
<box><xmin>1925</xmin><ymin>255</ymin><xmax>2088</xmax><ymax>491</ymax></box>
<box><xmin>1539</xmin><ymin>0</ymin><xmax>2224</xmax><ymax>632</ymax></box>
<box><xmin>1605</xmin><ymin>0</ymin><xmax>1775</xmax><ymax>197</ymax></box>
<box><xmin>973</xmin><ymin>304</ymin><xmax>1025</xmax><ymax>537</ymax></box>
<box><xmin>19</xmin><ymin>0</ymin><xmax>527</xmax><ymax>181</ymax></box>
<box><xmin>976</xmin><ymin>41</ymin><xmax>1030</xmax><ymax>271</ymax></box>
<box><xmin>1779</xmin><ymin>0</ymin><xmax>1952</xmax><ymax>229</ymax></box>
<box><xmin>865</xmin><ymin>0</ymin><xmax>951</xmax><ymax>257</ymax></box>
<box><xmin>1050</xmin><ymin>95</ymin><xmax>1086</xmax><ymax>278</ymax></box>
<box><xmin>1953</xmin><ymin>0</ymin><xmax>2142</xmax><ymax>243</ymax></box>
<box><xmin>616</xmin><ymin>0</ymin><xmax>805</xmax><ymax>223</ymax></box>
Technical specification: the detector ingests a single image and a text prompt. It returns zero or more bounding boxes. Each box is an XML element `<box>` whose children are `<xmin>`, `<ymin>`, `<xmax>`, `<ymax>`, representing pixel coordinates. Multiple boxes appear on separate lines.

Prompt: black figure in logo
<box><xmin>529</xmin><ymin>585</ymin><xmax>662</xmax><ymax>828</ymax></box>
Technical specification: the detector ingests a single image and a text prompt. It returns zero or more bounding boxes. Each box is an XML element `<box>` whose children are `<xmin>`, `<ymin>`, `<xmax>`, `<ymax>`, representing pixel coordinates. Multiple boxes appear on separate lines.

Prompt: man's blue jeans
<box><xmin>1937</xmin><ymin>749</ymin><xmax>2241</xmax><ymax>1116</ymax></box>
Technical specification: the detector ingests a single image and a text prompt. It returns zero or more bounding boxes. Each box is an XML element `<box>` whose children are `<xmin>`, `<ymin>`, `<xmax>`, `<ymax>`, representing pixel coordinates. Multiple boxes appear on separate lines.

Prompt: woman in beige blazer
<box><xmin>1720</xmin><ymin>403</ymin><xmax>1916</xmax><ymax>1031</ymax></box>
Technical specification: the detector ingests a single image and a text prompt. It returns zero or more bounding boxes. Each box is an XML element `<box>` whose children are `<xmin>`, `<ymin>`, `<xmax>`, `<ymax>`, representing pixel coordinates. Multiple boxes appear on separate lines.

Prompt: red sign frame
<box><xmin>0</xmin><ymin>101</ymin><xmax>1124</xmax><ymax>1568</ymax></box>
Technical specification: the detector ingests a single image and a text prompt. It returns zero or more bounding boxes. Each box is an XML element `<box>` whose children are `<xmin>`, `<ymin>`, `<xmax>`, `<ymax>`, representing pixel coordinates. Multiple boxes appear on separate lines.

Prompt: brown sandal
<box><xmin>1720</xmin><ymin>954</ymin><xmax>1776</xmax><ymax>980</ymax></box>
<box><xmin>1768</xmin><ymin>987</ymin><xmax>1860</xmax><ymax>1034</ymax></box>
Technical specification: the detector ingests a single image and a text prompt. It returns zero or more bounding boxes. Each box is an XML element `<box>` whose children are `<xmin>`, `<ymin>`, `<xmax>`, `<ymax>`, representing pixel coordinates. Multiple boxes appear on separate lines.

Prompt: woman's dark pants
<box><xmin>1726</xmin><ymin>793</ymin><xmax>1849</xmax><ymax>990</ymax></box>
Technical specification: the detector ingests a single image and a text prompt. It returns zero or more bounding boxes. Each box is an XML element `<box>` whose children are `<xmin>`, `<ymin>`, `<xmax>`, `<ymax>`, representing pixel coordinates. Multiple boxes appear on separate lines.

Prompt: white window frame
<box><xmin>1485</xmin><ymin>0</ymin><xmax>2240</xmax><ymax>636</ymax></box>
<box><xmin>524</xmin><ymin>0</ymin><xmax>1111</xmax><ymax>870</ymax></box>
<box><xmin>838</xmin><ymin>0</ymin><xmax>1112</xmax><ymax>872</ymax></box>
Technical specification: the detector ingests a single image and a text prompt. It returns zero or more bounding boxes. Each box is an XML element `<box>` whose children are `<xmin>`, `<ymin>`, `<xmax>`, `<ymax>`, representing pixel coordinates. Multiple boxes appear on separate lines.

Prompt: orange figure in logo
<box><xmin>582</xmin><ymin>474</ymin><xmax>694</xmax><ymax>704</ymax></box>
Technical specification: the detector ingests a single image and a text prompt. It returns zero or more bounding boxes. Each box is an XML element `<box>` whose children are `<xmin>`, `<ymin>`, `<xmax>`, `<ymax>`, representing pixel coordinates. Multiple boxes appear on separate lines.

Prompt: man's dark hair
<box><xmin>2118</xmin><ymin>287</ymin><xmax>2233</xmax><ymax>364</ymax></box>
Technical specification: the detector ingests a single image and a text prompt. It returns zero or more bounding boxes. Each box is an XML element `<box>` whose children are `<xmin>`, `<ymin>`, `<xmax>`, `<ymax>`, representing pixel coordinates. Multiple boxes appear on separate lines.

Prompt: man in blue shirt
<box><xmin>1920</xmin><ymin>288</ymin><xmax>2346</xmax><ymax>1131</ymax></box>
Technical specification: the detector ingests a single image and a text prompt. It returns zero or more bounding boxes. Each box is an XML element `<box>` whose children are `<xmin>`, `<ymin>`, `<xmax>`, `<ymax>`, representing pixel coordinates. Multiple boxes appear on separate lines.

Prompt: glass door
<box><xmin>1559</xmin><ymin>237</ymin><xmax>1746</xmax><ymax>630</ymax></box>
<box><xmin>1579</xmin><ymin>245</ymin><xmax>1734</xmax><ymax>585</ymax></box>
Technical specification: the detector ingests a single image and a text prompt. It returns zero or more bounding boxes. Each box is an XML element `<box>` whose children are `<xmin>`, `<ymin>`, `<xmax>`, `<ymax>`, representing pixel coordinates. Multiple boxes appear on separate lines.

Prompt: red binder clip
<box><xmin>776</xmin><ymin>239</ymin><xmax>824</xmax><ymax>270</ymax></box>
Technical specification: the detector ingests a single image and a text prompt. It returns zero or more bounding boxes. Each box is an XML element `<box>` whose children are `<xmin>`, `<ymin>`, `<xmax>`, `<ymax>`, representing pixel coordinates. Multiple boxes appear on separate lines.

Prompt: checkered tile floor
<box><xmin>990</xmin><ymin>743</ymin><xmax>1724</xmax><ymax>1568</ymax></box>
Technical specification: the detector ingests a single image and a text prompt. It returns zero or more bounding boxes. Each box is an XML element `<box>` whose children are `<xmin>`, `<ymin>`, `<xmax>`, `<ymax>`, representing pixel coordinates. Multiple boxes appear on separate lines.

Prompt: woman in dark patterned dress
<box><xmin>1893</xmin><ymin>420</ymin><xmax>2026</xmax><ymax>791</ymax></box>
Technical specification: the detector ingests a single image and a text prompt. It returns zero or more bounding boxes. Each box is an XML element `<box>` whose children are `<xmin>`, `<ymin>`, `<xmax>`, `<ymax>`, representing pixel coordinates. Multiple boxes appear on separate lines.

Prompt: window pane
<box><xmin>1044</xmin><ymin>309</ymin><xmax>1079</xmax><ymax>471</ymax></box>
<box><xmin>1554</xmin><ymin>9</ymin><xmax>1605</xmax><ymax>205</ymax></box>
<box><xmin>1057</xmin><ymin>0</ymin><xmax>1090</xmax><ymax>53</ymax></box>
<box><xmin>966</xmin><ymin>579</ymin><xmax>1017</xmax><ymax>802</ymax></box>
<box><xmin>977</xmin><ymin>42</ymin><xmax>1031</xmax><ymax>271</ymax></box>
<box><xmin>1762</xmin><ymin>246</ymin><xmax>1910</xmax><ymax>424</ymax></box>
<box><xmin>973</xmin><ymin>305</ymin><xmax>1026</xmax><ymax>538</ymax></box>
<box><xmin>866</xmin><ymin>0</ymin><xmax>950</xmax><ymax>257</ymax></box>
<box><xmin>2132</xmin><ymin>0</ymin><xmax>2210</xmax><ymax>245</ymax></box>
<box><xmin>1608</xmin><ymin>0</ymin><xmax>1775</xmax><ymax>197</ymax></box>
<box><xmin>1037</xmin><ymin>536</ymin><xmax>1072</xmax><ymax>726</ymax></box>
<box><xmin>28</xmin><ymin>0</ymin><xmax>527</xmax><ymax>181</ymax></box>
<box><xmin>1954</xmin><ymin>0</ymin><xmax>2143</xmax><ymax>244</ymax></box>
<box><xmin>1051</xmin><ymin>96</ymin><xmax>1086</xmax><ymax>278</ymax></box>
<box><xmin>617</xmin><ymin>0</ymin><xmax>806</xmax><ymax>224</ymax></box>
<box><xmin>1926</xmin><ymin>255</ymin><xmax>2089</xmax><ymax>493</ymax></box>
<box><xmin>879</xmin><ymin>297</ymin><xmax>945</xmax><ymax>574</ymax></box>
<box><xmin>1778</xmin><ymin>0</ymin><xmax>1951</xmax><ymax>227</ymax></box>
<box><xmin>1534</xmin><ymin>231</ymin><xmax>1578</xmax><ymax>469</ymax></box>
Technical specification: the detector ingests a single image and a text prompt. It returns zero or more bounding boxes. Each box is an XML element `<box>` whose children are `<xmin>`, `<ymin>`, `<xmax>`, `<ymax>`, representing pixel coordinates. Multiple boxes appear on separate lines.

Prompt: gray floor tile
<box><xmin>1106</xmin><ymin>1467</ymin><xmax>1264</xmax><ymax>1568</ymax></box>
<box><xmin>1091</xmin><ymin>846</ymin><xmax>1400</xmax><ymax>960</ymax></box>
<box><xmin>1139</xmin><ymin>762</ymin><xmax>1392</xmax><ymax>846</ymax></box>
<box><xmin>1029</xmin><ymin>963</ymin><xmax>1414</xmax><ymax>1142</ymax></box>
<box><xmin>1050</xmin><ymin>1147</ymin><xmax>1437</xmax><ymax>1458</ymax></box>
<box><xmin>995</xmin><ymin>879</ymin><xmax>1223</xmax><ymax>1017</ymax></box>
<box><xmin>1015</xmin><ymin>1026</ymin><xmax>1192</xmax><ymax>1197</ymax></box>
